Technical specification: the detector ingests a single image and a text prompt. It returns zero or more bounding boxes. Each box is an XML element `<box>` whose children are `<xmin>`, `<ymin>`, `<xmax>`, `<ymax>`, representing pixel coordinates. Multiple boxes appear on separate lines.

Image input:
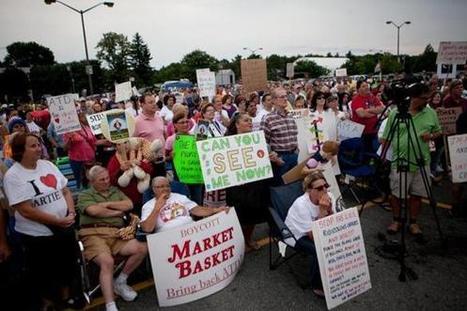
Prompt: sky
<box><xmin>1</xmin><ymin>0</ymin><xmax>466</xmax><ymax>69</ymax></box>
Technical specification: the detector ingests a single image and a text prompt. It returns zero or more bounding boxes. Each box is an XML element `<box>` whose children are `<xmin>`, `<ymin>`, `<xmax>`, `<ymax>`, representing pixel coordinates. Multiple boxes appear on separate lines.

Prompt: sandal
<box><xmin>312</xmin><ymin>288</ymin><xmax>325</xmax><ymax>299</ymax></box>
<box><xmin>387</xmin><ymin>222</ymin><xmax>401</xmax><ymax>234</ymax></box>
<box><xmin>409</xmin><ymin>223</ymin><xmax>423</xmax><ymax>236</ymax></box>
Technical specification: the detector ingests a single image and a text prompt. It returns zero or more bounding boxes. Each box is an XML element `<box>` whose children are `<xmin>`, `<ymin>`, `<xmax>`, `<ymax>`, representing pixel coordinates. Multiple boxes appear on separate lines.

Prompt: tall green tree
<box><xmin>96</xmin><ymin>32</ymin><xmax>131</xmax><ymax>84</ymax></box>
<box><xmin>413</xmin><ymin>44</ymin><xmax>437</xmax><ymax>72</ymax></box>
<box><xmin>129</xmin><ymin>32</ymin><xmax>153</xmax><ymax>86</ymax></box>
<box><xmin>180</xmin><ymin>50</ymin><xmax>219</xmax><ymax>82</ymax></box>
<box><xmin>294</xmin><ymin>60</ymin><xmax>329</xmax><ymax>78</ymax></box>
<box><xmin>3</xmin><ymin>42</ymin><xmax>55</xmax><ymax>67</ymax></box>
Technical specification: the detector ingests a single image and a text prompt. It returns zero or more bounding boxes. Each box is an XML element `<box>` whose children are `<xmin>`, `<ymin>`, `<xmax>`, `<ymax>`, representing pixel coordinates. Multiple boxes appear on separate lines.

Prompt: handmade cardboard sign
<box><xmin>436</xmin><ymin>107</ymin><xmax>462</xmax><ymax>135</ymax></box>
<box><xmin>312</xmin><ymin>208</ymin><xmax>371</xmax><ymax>309</ymax></box>
<box><xmin>448</xmin><ymin>133</ymin><xmax>467</xmax><ymax>183</ymax></box>
<box><xmin>288</xmin><ymin>109</ymin><xmax>310</xmax><ymax>119</ymax></box>
<box><xmin>335</xmin><ymin>68</ymin><xmax>347</xmax><ymax>77</ymax></box>
<box><xmin>337</xmin><ymin>119</ymin><xmax>365</xmax><ymax>141</ymax></box>
<box><xmin>196</xmin><ymin>69</ymin><xmax>216</xmax><ymax>99</ymax></box>
<box><xmin>147</xmin><ymin>209</ymin><xmax>244</xmax><ymax>307</ymax></box>
<box><xmin>436</xmin><ymin>41</ymin><xmax>467</xmax><ymax>64</ymax></box>
<box><xmin>47</xmin><ymin>93</ymin><xmax>80</xmax><ymax>135</ymax></box>
<box><xmin>86</xmin><ymin>112</ymin><xmax>105</xmax><ymax>135</ymax></box>
<box><xmin>240</xmin><ymin>59</ymin><xmax>267</xmax><ymax>93</ymax></box>
<box><xmin>196</xmin><ymin>131</ymin><xmax>272</xmax><ymax>191</ymax></box>
<box><xmin>173</xmin><ymin>135</ymin><xmax>204</xmax><ymax>184</ymax></box>
<box><xmin>115</xmin><ymin>81</ymin><xmax>132</xmax><ymax>103</ymax></box>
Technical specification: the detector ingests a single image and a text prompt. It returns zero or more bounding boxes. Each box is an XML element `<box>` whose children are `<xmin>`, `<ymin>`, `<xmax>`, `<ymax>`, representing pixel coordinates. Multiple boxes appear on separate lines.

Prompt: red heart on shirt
<box><xmin>40</xmin><ymin>174</ymin><xmax>57</xmax><ymax>189</ymax></box>
<box><xmin>54</xmin><ymin>117</ymin><xmax>60</xmax><ymax>124</ymax></box>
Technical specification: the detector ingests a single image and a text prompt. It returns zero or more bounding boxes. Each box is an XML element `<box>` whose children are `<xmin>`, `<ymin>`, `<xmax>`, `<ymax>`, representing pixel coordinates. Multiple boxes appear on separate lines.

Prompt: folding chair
<box><xmin>338</xmin><ymin>137</ymin><xmax>382</xmax><ymax>214</ymax></box>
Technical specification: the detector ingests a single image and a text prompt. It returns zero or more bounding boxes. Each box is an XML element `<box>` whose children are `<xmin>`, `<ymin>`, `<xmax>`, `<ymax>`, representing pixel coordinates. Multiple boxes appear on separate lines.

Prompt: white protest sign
<box><xmin>337</xmin><ymin>119</ymin><xmax>365</xmax><ymax>142</ymax></box>
<box><xmin>436</xmin><ymin>41</ymin><xmax>467</xmax><ymax>64</ymax></box>
<box><xmin>196</xmin><ymin>69</ymin><xmax>216</xmax><ymax>99</ymax></box>
<box><xmin>296</xmin><ymin>117</ymin><xmax>317</xmax><ymax>163</ymax></box>
<box><xmin>196</xmin><ymin>131</ymin><xmax>273</xmax><ymax>192</ymax></box>
<box><xmin>312</xmin><ymin>208</ymin><xmax>371</xmax><ymax>309</ymax></box>
<box><xmin>147</xmin><ymin>209</ymin><xmax>244</xmax><ymax>307</ymax></box>
<box><xmin>47</xmin><ymin>93</ymin><xmax>80</xmax><ymax>135</ymax></box>
<box><xmin>322</xmin><ymin>162</ymin><xmax>342</xmax><ymax>199</ymax></box>
<box><xmin>335</xmin><ymin>68</ymin><xmax>347</xmax><ymax>77</ymax></box>
<box><xmin>436</xmin><ymin>107</ymin><xmax>462</xmax><ymax>135</ymax></box>
<box><xmin>115</xmin><ymin>81</ymin><xmax>132</xmax><ymax>103</ymax></box>
<box><xmin>448</xmin><ymin>134</ymin><xmax>467</xmax><ymax>183</ymax></box>
<box><xmin>288</xmin><ymin>109</ymin><xmax>309</xmax><ymax>119</ymax></box>
<box><xmin>86</xmin><ymin>112</ymin><xmax>105</xmax><ymax>135</ymax></box>
<box><xmin>286</xmin><ymin>63</ymin><xmax>295</xmax><ymax>79</ymax></box>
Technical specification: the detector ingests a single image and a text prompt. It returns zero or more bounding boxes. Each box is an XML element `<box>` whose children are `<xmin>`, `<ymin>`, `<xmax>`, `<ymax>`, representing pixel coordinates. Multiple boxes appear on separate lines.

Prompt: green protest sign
<box><xmin>173</xmin><ymin>135</ymin><xmax>204</xmax><ymax>184</ymax></box>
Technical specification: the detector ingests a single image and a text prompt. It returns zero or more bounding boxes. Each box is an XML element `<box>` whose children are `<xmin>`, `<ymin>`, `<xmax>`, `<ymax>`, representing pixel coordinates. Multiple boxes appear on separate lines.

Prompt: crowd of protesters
<box><xmin>0</xmin><ymin>71</ymin><xmax>466</xmax><ymax>310</ymax></box>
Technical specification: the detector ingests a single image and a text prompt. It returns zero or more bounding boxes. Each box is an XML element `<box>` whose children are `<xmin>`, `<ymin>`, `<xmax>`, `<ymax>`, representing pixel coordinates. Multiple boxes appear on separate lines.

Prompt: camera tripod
<box><xmin>381</xmin><ymin>104</ymin><xmax>446</xmax><ymax>282</ymax></box>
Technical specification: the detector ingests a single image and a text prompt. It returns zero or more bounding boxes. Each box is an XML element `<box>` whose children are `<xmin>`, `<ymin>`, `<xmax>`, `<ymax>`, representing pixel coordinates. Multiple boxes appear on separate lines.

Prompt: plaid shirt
<box><xmin>260</xmin><ymin>110</ymin><xmax>298</xmax><ymax>152</ymax></box>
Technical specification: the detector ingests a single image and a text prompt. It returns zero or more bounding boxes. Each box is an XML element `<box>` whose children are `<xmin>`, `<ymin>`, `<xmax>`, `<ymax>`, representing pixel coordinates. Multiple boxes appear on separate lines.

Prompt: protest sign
<box><xmin>115</xmin><ymin>81</ymin><xmax>132</xmax><ymax>103</ymax></box>
<box><xmin>312</xmin><ymin>208</ymin><xmax>371</xmax><ymax>309</ymax></box>
<box><xmin>295</xmin><ymin>117</ymin><xmax>317</xmax><ymax>163</ymax></box>
<box><xmin>196</xmin><ymin>131</ymin><xmax>272</xmax><ymax>191</ymax></box>
<box><xmin>147</xmin><ymin>209</ymin><xmax>244</xmax><ymax>307</ymax></box>
<box><xmin>335</xmin><ymin>68</ymin><xmax>347</xmax><ymax>77</ymax></box>
<box><xmin>436</xmin><ymin>41</ymin><xmax>467</xmax><ymax>64</ymax></box>
<box><xmin>288</xmin><ymin>109</ymin><xmax>309</xmax><ymax>119</ymax></box>
<box><xmin>86</xmin><ymin>112</ymin><xmax>105</xmax><ymax>135</ymax></box>
<box><xmin>337</xmin><ymin>119</ymin><xmax>365</xmax><ymax>141</ymax></box>
<box><xmin>196</xmin><ymin>69</ymin><xmax>216</xmax><ymax>99</ymax></box>
<box><xmin>240</xmin><ymin>59</ymin><xmax>267</xmax><ymax>93</ymax></box>
<box><xmin>448</xmin><ymin>134</ymin><xmax>467</xmax><ymax>183</ymax></box>
<box><xmin>173</xmin><ymin>135</ymin><xmax>204</xmax><ymax>184</ymax></box>
<box><xmin>436</xmin><ymin>107</ymin><xmax>462</xmax><ymax>135</ymax></box>
<box><xmin>286</xmin><ymin>63</ymin><xmax>294</xmax><ymax>78</ymax></box>
<box><xmin>47</xmin><ymin>93</ymin><xmax>80</xmax><ymax>135</ymax></box>
<box><xmin>100</xmin><ymin>109</ymin><xmax>135</xmax><ymax>143</ymax></box>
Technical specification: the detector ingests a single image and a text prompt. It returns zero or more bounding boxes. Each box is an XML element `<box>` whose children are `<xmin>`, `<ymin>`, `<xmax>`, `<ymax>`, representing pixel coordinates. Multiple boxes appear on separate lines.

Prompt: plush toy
<box><xmin>116</xmin><ymin>137</ymin><xmax>164</xmax><ymax>193</ymax></box>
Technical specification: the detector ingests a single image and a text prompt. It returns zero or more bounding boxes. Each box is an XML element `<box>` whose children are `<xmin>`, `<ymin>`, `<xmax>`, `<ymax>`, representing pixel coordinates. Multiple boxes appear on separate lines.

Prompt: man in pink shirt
<box><xmin>133</xmin><ymin>94</ymin><xmax>165</xmax><ymax>145</ymax></box>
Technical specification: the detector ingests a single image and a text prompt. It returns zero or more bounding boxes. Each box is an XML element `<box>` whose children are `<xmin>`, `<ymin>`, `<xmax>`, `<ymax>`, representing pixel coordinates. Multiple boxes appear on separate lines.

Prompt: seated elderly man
<box><xmin>284</xmin><ymin>171</ymin><xmax>337</xmax><ymax>298</ymax></box>
<box><xmin>78</xmin><ymin>165</ymin><xmax>147</xmax><ymax>311</ymax></box>
<box><xmin>140</xmin><ymin>176</ymin><xmax>228</xmax><ymax>233</ymax></box>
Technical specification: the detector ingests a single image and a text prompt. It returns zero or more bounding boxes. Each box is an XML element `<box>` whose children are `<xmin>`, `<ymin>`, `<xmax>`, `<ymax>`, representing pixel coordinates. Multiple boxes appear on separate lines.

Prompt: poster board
<box><xmin>335</xmin><ymin>68</ymin><xmax>347</xmax><ymax>77</ymax></box>
<box><xmin>312</xmin><ymin>208</ymin><xmax>371</xmax><ymax>309</ymax></box>
<box><xmin>173</xmin><ymin>135</ymin><xmax>204</xmax><ymax>184</ymax></box>
<box><xmin>196</xmin><ymin>69</ymin><xmax>216</xmax><ymax>99</ymax></box>
<box><xmin>436</xmin><ymin>41</ymin><xmax>467</xmax><ymax>64</ymax></box>
<box><xmin>337</xmin><ymin>119</ymin><xmax>365</xmax><ymax>142</ymax></box>
<box><xmin>100</xmin><ymin>109</ymin><xmax>135</xmax><ymax>143</ymax></box>
<box><xmin>447</xmin><ymin>134</ymin><xmax>467</xmax><ymax>183</ymax></box>
<box><xmin>286</xmin><ymin>63</ymin><xmax>295</xmax><ymax>79</ymax></box>
<box><xmin>436</xmin><ymin>107</ymin><xmax>462</xmax><ymax>135</ymax></box>
<box><xmin>196</xmin><ymin>131</ymin><xmax>272</xmax><ymax>191</ymax></box>
<box><xmin>288</xmin><ymin>109</ymin><xmax>310</xmax><ymax>119</ymax></box>
<box><xmin>86</xmin><ymin>112</ymin><xmax>105</xmax><ymax>135</ymax></box>
<box><xmin>147</xmin><ymin>209</ymin><xmax>244</xmax><ymax>307</ymax></box>
<box><xmin>47</xmin><ymin>93</ymin><xmax>80</xmax><ymax>135</ymax></box>
<box><xmin>240</xmin><ymin>59</ymin><xmax>267</xmax><ymax>93</ymax></box>
<box><xmin>115</xmin><ymin>81</ymin><xmax>133</xmax><ymax>103</ymax></box>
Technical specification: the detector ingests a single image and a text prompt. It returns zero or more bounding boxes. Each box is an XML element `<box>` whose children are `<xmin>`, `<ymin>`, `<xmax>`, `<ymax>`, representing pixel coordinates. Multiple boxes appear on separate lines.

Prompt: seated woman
<box><xmin>140</xmin><ymin>176</ymin><xmax>228</xmax><ymax>233</ymax></box>
<box><xmin>284</xmin><ymin>172</ymin><xmax>337</xmax><ymax>298</ymax></box>
<box><xmin>301</xmin><ymin>140</ymin><xmax>339</xmax><ymax>176</ymax></box>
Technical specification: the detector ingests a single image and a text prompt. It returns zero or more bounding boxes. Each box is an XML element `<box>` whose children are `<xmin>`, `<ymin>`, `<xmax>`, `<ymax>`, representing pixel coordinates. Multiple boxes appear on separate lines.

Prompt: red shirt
<box><xmin>443</xmin><ymin>94</ymin><xmax>467</xmax><ymax>111</ymax></box>
<box><xmin>351</xmin><ymin>94</ymin><xmax>383</xmax><ymax>134</ymax></box>
<box><xmin>30</xmin><ymin>109</ymin><xmax>51</xmax><ymax>130</ymax></box>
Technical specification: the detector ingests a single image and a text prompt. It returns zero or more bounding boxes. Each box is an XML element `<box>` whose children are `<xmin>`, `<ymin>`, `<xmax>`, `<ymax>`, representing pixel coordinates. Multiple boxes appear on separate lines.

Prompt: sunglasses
<box><xmin>317</xmin><ymin>97</ymin><xmax>325</xmax><ymax>100</ymax></box>
<box><xmin>312</xmin><ymin>183</ymin><xmax>330</xmax><ymax>191</ymax></box>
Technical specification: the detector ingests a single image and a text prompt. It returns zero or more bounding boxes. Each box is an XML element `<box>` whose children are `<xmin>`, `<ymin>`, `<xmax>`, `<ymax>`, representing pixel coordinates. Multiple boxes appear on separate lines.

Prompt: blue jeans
<box><xmin>69</xmin><ymin>159</ymin><xmax>84</xmax><ymax>190</ymax></box>
<box><xmin>296</xmin><ymin>236</ymin><xmax>323</xmax><ymax>290</ymax></box>
<box><xmin>272</xmin><ymin>152</ymin><xmax>298</xmax><ymax>186</ymax></box>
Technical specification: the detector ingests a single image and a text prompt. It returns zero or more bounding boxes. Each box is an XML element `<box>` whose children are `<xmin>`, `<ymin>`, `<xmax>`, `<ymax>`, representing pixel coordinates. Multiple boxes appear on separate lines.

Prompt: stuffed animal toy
<box><xmin>116</xmin><ymin>137</ymin><xmax>164</xmax><ymax>193</ymax></box>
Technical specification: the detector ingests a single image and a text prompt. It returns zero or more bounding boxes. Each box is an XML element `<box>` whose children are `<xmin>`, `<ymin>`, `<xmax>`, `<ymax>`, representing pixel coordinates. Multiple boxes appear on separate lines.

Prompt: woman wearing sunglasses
<box><xmin>285</xmin><ymin>171</ymin><xmax>337</xmax><ymax>298</ymax></box>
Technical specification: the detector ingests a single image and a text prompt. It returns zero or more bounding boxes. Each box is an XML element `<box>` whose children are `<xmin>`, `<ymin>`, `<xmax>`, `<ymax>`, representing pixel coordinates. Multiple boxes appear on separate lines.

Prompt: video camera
<box><xmin>386</xmin><ymin>76</ymin><xmax>424</xmax><ymax>114</ymax></box>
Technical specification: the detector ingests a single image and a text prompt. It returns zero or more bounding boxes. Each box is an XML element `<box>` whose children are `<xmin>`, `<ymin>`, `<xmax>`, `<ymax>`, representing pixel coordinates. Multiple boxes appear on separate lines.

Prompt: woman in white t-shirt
<box><xmin>3</xmin><ymin>133</ymin><xmax>78</xmax><ymax>309</ymax></box>
<box><xmin>160</xmin><ymin>94</ymin><xmax>176</xmax><ymax>124</ymax></box>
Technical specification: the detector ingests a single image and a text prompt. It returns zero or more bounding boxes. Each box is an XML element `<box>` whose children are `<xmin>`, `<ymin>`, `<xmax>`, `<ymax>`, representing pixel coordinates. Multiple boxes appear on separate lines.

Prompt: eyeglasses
<box><xmin>205</xmin><ymin>108</ymin><xmax>215</xmax><ymax>112</ymax></box>
<box><xmin>154</xmin><ymin>184</ymin><xmax>170</xmax><ymax>189</ymax></box>
<box><xmin>176</xmin><ymin>120</ymin><xmax>189</xmax><ymax>124</ymax></box>
<box><xmin>317</xmin><ymin>97</ymin><xmax>325</xmax><ymax>100</ymax></box>
<box><xmin>311</xmin><ymin>183</ymin><xmax>330</xmax><ymax>191</ymax></box>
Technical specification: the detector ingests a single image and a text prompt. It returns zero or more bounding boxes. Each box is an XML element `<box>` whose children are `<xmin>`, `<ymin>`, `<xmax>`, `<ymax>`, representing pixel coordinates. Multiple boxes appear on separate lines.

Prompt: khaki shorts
<box><xmin>390</xmin><ymin>166</ymin><xmax>431</xmax><ymax>199</ymax></box>
<box><xmin>79</xmin><ymin>227</ymin><xmax>128</xmax><ymax>261</ymax></box>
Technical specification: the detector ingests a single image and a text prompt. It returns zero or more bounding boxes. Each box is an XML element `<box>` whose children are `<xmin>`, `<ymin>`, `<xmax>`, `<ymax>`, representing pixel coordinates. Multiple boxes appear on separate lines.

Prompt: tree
<box><xmin>180</xmin><ymin>50</ymin><xmax>219</xmax><ymax>82</ymax></box>
<box><xmin>3</xmin><ymin>42</ymin><xmax>55</xmax><ymax>67</ymax></box>
<box><xmin>413</xmin><ymin>44</ymin><xmax>437</xmax><ymax>72</ymax></box>
<box><xmin>294</xmin><ymin>60</ymin><xmax>329</xmax><ymax>78</ymax></box>
<box><xmin>96</xmin><ymin>32</ymin><xmax>131</xmax><ymax>83</ymax></box>
<box><xmin>154</xmin><ymin>63</ymin><xmax>188</xmax><ymax>83</ymax></box>
<box><xmin>129</xmin><ymin>32</ymin><xmax>153</xmax><ymax>87</ymax></box>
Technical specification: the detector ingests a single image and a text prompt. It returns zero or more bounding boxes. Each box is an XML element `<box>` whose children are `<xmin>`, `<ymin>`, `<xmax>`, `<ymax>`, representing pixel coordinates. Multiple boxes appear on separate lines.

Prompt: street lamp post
<box><xmin>386</xmin><ymin>20</ymin><xmax>411</xmax><ymax>62</ymax></box>
<box><xmin>45</xmin><ymin>0</ymin><xmax>114</xmax><ymax>95</ymax></box>
<box><xmin>243</xmin><ymin>47</ymin><xmax>263</xmax><ymax>57</ymax></box>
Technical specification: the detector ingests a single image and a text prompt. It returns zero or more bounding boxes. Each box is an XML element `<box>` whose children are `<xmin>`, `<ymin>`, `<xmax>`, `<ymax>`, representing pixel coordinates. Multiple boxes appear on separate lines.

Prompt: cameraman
<box><xmin>381</xmin><ymin>83</ymin><xmax>442</xmax><ymax>236</ymax></box>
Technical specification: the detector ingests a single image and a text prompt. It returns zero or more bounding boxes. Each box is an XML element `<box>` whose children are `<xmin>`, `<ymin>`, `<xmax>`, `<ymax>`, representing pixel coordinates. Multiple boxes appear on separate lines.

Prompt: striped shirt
<box><xmin>260</xmin><ymin>110</ymin><xmax>298</xmax><ymax>152</ymax></box>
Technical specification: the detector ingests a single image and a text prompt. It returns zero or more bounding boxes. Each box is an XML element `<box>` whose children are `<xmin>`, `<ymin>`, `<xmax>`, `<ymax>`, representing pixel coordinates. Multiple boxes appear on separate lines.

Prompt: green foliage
<box><xmin>129</xmin><ymin>32</ymin><xmax>153</xmax><ymax>87</ymax></box>
<box><xmin>96</xmin><ymin>32</ymin><xmax>131</xmax><ymax>83</ymax></box>
<box><xmin>4</xmin><ymin>42</ymin><xmax>55</xmax><ymax>67</ymax></box>
<box><xmin>180</xmin><ymin>50</ymin><xmax>219</xmax><ymax>82</ymax></box>
<box><xmin>294</xmin><ymin>60</ymin><xmax>330</xmax><ymax>78</ymax></box>
<box><xmin>265</xmin><ymin>54</ymin><xmax>300</xmax><ymax>80</ymax></box>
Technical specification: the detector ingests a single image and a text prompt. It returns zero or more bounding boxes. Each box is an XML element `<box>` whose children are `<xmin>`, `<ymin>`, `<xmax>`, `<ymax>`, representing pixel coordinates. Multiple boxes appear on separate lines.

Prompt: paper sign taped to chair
<box><xmin>448</xmin><ymin>133</ymin><xmax>467</xmax><ymax>183</ymax></box>
<box><xmin>312</xmin><ymin>207</ymin><xmax>371</xmax><ymax>309</ymax></box>
<box><xmin>196</xmin><ymin>131</ymin><xmax>273</xmax><ymax>191</ymax></box>
<box><xmin>146</xmin><ymin>209</ymin><xmax>244</xmax><ymax>307</ymax></box>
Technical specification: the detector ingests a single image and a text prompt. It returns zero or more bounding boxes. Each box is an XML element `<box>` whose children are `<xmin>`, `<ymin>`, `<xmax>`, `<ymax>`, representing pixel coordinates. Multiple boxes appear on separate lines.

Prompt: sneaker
<box><xmin>114</xmin><ymin>281</ymin><xmax>137</xmax><ymax>302</ymax></box>
<box><xmin>409</xmin><ymin>223</ymin><xmax>423</xmax><ymax>236</ymax></box>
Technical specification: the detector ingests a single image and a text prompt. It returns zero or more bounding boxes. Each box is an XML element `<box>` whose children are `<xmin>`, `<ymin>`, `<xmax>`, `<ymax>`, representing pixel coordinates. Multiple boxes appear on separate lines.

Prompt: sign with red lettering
<box><xmin>146</xmin><ymin>209</ymin><xmax>244</xmax><ymax>307</ymax></box>
<box><xmin>196</xmin><ymin>131</ymin><xmax>273</xmax><ymax>191</ymax></box>
<box><xmin>436</xmin><ymin>107</ymin><xmax>462</xmax><ymax>135</ymax></box>
<box><xmin>311</xmin><ymin>208</ymin><xmax>371</xmax><ymax>309</ymax></box>
<box><xmin>436</xmin><ymin>41</ymin><xmax>467</xmax><ymax>64</ymax></box>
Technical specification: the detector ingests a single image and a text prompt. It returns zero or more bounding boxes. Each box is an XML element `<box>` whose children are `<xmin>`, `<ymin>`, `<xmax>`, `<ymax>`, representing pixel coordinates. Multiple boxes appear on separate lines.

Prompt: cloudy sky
<box><xmin>1</xmin><ymin>0</ymin><xmax>466</xmax><ymax>69</ymax></box>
